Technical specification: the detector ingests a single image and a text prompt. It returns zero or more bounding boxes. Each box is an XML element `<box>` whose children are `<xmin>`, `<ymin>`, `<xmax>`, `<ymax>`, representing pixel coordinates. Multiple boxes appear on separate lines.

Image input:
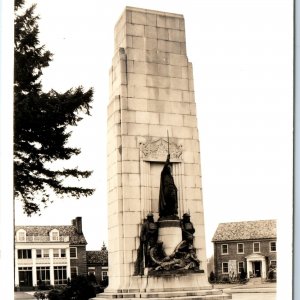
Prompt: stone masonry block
<box><xmin>147</xmin><ymin>87</ymin><xmax>159</xmax><ymax>99</ymax></box>
<box><xmin>180</xmin><ymin>42</ymin><xmax>187</xmax><ymax>55</ymax></box>
<box><xmin>146</xmin><ymin>49</ymin><xmax>169</xmax><ymax>64</ymax></box>
<box><xmin>123</xmin><ymin>250</ymin><xmax>133</xmax><ymax>264</ymax></box>
<box><xmin>122</xmin><ymin>147</ymin><xmax>140</xmax><ymax>161</ymax></box>
<box><xmin>183</xmin><ymin>115</ymin><xmax>197</xmax><ymax>127</ymax></box>
<box><xmin>132</xmin><ymin>36</ymin><xmax>144</xmax><ymax>49</ymax></box>
<box><xmin>145</xmin><ymin>38</ymin><xmax>158</xmax><ymax>51</ymax></box>
<box><xmin>121</xmin><ymin>110</ymin><xmax>135</xmax><ymax>123</ymax></box>
<box><xmin>189</xmin><ymin>79</ymin><xmax>195</xmax><ymax>91</ymax></box>
<box><xmin>149</xmin><ymin>124</ymin><xmax>172</xmax><ymax>137</ymax></box>
<box><xmin>122</xmin><ymin>136</ymin><xmax>137</xmax><ymax>148</ymax></box>
<box><xmin>128</xmin><ymin>98</ymin><xmax>147</xmax><ymax>111</ymax></box>
<box><xmin>170</xmin><ymin>77</ymin><xmax>189</xmax><ymax>90</ymax></box>
<box><xmin>169</xmin><ymin>65</ymin><xmax>182</xmax><ymax>78</ymax></box>
<box><xmin>165</xmin><ymin>16</ymin><xmax>180</xmax><ymax>29</ymax></box>
<box><xmin>147</xmin><ymin>99</ymin><xmax>167</xmax><ymax>113</ymax></box>
<box><xmin>126</xmin><ymin>23</ymin><xmax>145</xmax><ymax>37</ymax></box>
<box><xmin>145</xmin><ymin>25</ymin><xmax>157</xmax><ymax>39</ymax></box>
<box><xmin>122</xmin><ymin>160</ymin><xmax>140</xmax><ymax>174</ymax></box>
<box><xmin>123</xmin><ymin>224</ymin><xmax>139</xmax><ymax>238</ymax></box>
<box><xmin>190</xmin><ymin>103</ymin><xmax>197</xmax><ymax>115</ymax></box>
<box><xmin>146</xmin><ymin>63</ymin><xmax>158</xmax><ymax>75</ymax></box>
<box><xmin>171</xmin><ymin>102</ymin><xmax>190</xmax><ymax>115</ymax></box>
<box><xmin>158</xmin><ymin>39</ymin><xmax>181</xmax><ymax>54</ymax></box>
<box><xmin>181</xmin><ymin>66</ymin><xmax>188</xmax><ymax>79</ymax></box>
<box><xmin>134</xmin><ymin>86</ymin><xmax>148</xmax><ymax>99</ymax></box>
<box><xmin>136</xmin><ymin>111</ymin><xmax>159</xmax><ymax>125</ymax></box>
<box><xmin>123</xmin><ymin>198</ymin><xmax>141</xmax><ymax>212</ymax></box>
<box><xmin>133</xmin><ymin>61</ymin><xmax>146</xmax><ymax>74</ymax></box>
<box><xmin>157</xmin><ymin>64</ymin><xmax>169</xmax><ymax>77</ymax></box>
<box><xmin>146</xmin><ymin>13</ymin><xmax>156</xmax><ymax>26</ymax></box>
<box><xmin>147</xmin><ymin>75</ymin><xmax>170</xmax><ymax>88</ymax></box>
<box><xmin>157</xmin><ymin>15</ymin><xmax>166</xmax><ymax>28</ymax></box>
<box><xmin>128</xmin><ymin>73</ymin><xmax>146</xmax><ymax>87</ymax></box>
<box><xmin>158</xmin><ymin>88</ymin><xmax>170</xmax><ymax>101</ymax></box>
<box><xmin>168</xmin><ymin>29</ymin><xmax>185</xmax><ymax>42</ymax></box>
<box><xmin>171</xmin><ymin>126</ymin><xmax>193</xmax><ymax>139</ymax></box>
<box><xmin>131</xmin><ymin>11</ymin><xmax>147</xmax><ymax>25</ymax></box>
<box><xmin>127</xmin><ymin>123</ymin><xmax>149</xmax><ymax>136</ymax></box>
<box><xmin>123</xmin><ymin>212</ymin><xmax>141</xmax><ymax>225</ymax></box>
<box><xmin>169</xmin><ymin>89</ymin><xmax>183</xmax><ymax>102</ymax></box>
<box><xmin>159</xmin><ymin>113</ymin><xmax>183</xmax><ymax>126</ymax></box>
<box><xmin>157</xmin><ymin>27</ymin><xmax>169</xmax><ymax>40</ymax></box>
<box><xmin>169</xmin><ymin>53</ymin><xmax>188</xmax><ymax>66</ymax></box>
<box><xmin>126</xmin><ymin>60</ymin><xmax>134</xmax><ymax>73</ymax></box>
<box><xmin>127</xmin><ymin>48</ymin><xmax>145</xmax><ymax>62</ymax></box>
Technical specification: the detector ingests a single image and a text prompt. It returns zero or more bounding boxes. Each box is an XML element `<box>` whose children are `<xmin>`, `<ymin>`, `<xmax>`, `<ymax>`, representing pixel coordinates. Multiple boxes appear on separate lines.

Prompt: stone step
<box><xmin>93</xmin><ymin>289</ymin><xmax>231</xmax><ymax>300</ymax></box>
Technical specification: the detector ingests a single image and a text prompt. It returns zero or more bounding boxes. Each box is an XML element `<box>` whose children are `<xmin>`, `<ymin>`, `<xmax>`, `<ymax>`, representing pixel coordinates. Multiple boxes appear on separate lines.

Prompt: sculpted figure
<box><xmin>159</xmin><ymin>154</ymin><xmax>178</xmax><ymax>218</ymax></box>
<box><xmin>140</xmin><ymin>213</ymin><xmax>158</xmax><ymax>267</ymax></box>
<box><xmin>181</xmin><ymin>213</ymin><xmax>195</xmax><ymax>243</ymax></box>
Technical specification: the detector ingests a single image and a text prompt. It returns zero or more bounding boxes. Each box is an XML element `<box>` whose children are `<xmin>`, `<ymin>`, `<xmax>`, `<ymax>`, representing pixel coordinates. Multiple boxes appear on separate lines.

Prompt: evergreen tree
<box><xmin>14</xmin><ymin>0</ymin><xmax>94</xmax><ymax>215</ymax></box>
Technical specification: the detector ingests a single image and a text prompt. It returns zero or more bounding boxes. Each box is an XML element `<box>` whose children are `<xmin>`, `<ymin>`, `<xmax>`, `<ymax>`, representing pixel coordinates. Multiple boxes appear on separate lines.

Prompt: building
<box><xmin>212</xmin><ymin>220</ymin><xmax>276</xmax><ymax>280</ymax></box>
<box><xmin>15</xmin><ymin>217</ymin><xmax>87</xmax><ymax>288</ymax></box>
<box><xmin>86</xmin><ymin>243</ymin><xmax>108</xmax><ymax>285</ymax></box>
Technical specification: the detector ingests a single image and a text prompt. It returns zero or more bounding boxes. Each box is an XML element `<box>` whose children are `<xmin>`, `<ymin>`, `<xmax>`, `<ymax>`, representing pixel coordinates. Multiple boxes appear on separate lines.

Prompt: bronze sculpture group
<box><xmin>135</xmin><ymin>153</ymin><xmax>201</xmax><ymax>275</ymax></box>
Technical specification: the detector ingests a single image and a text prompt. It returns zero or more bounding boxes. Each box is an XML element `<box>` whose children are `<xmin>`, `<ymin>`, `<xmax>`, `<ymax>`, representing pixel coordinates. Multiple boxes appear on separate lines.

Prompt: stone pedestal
<box><xmin>158</xmin><ymin>219</ymin><xmax>182</xmax><ymax>256</ymax></box>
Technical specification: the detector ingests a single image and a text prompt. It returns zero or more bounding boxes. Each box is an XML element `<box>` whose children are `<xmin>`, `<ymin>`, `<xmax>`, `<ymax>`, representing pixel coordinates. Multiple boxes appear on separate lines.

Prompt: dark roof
<box><xmin>212</xmin><ymin>220</ymin><xmax>276</xmax><ymax>242</ymax></box>
<box><xmin>87</xmin><ymin>245</ymin><xmax>108</xmax><ymax>265</ymax></box>
<box><xmin>15</xmin><ymin>225</ymin><xmax>87</xmax><ymax>245</ymax></box>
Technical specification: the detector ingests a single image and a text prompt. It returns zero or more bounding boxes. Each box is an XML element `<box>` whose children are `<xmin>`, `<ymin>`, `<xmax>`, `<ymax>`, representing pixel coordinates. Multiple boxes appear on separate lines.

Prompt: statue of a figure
<box><xmin>180</xmin><ymin>213</ymin><xmax>195</xmax><ymax>243</ymax></box>
<box><xmin>159</xmin><ymin>154</ymin><xmax>178</xmax><ymax>218</ymax></box>
<box><xmin>140</xmin><ymin>213</ymin><xmax>158</xmax><ymax>267</ymax></box>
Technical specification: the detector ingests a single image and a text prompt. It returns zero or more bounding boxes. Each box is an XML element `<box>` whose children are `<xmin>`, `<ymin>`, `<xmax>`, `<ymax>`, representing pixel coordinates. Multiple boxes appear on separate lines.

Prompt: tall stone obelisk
<box><xmin>103</xmin><ymin>6</ymin><xmax>231</xmax><ymax>299</ymax></box>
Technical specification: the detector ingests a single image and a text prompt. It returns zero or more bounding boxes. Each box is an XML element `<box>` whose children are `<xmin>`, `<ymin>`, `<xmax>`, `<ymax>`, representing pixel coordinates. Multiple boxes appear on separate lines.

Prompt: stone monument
<box><xmin>95</xmin><ymin>6</ymin><xmax>231</xmax><ymax>299</ymax></box>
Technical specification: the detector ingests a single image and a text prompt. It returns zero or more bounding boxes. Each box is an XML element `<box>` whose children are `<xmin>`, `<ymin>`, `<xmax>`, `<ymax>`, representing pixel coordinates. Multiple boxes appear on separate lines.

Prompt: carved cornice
<box><xmin>139</xmin><ymin>138</ymin><xmax>183</xmax><ymax>162</ymax></box>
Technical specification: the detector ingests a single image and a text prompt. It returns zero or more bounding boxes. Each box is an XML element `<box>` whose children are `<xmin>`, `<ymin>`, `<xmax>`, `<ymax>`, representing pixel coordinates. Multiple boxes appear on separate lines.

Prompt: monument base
<box><xmin>93</xmin><ymin>273</ymin><xmax>232</xmax><ymax>299</ymax></box>
<box><xmin>158</xmin><ymin>218</ymin><xmax>182</xmax><ymax>256</ymax></box>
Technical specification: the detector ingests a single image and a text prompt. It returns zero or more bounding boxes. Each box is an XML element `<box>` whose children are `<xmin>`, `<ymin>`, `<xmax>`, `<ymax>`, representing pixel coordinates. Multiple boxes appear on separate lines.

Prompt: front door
<box><xmin>18</xmin><ymin>268</ymin><xmax>33</xmax><ymax>287</ymax></box>
<box><xmin>254</xmin><ymin>261</ymin><xmax>261</xmax><ymax>277</ymax></box>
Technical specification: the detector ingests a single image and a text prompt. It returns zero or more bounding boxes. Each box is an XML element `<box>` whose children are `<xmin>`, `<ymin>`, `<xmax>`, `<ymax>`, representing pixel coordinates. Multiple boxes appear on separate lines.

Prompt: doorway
<box><xmin>253</xmin><ymin>261</ymin><xmax>261</xmax><ymax>277</ymax></box>
<box><xmin>18</xmin><ymin>267</ymin><xmax>33</xmax><ymax>287</ymax></box>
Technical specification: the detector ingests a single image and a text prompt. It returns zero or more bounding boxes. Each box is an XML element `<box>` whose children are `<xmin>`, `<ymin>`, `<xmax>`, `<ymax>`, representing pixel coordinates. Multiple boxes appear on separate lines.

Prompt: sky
<box><xmin>13</xmin><ymin>0</ymin><xmax>293</xmax><ymax>281</ymax></box>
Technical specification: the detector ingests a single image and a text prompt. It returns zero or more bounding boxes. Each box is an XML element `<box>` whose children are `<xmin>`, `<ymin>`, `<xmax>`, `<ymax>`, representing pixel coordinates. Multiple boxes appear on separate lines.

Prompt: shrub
<box><xmin>34</xmin><ymin>291</ymin><xmax>47</xmax><ymax>300</ymax></box>
<box><xmin>209</xmin><ymin>271</ymin><xmax>216</xmax><ymax>283</ymax></box>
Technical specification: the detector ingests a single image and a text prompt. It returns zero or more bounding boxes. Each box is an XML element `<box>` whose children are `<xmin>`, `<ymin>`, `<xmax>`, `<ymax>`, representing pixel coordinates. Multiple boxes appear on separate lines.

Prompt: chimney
<box><xmin>74</xmin><ymin>217</ymin><xmax>82</xmax><ymax>234</ymax></box>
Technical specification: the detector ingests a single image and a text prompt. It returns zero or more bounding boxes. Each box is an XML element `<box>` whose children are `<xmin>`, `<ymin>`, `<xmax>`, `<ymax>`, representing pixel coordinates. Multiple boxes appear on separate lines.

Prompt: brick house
<box><xmin>15</xmin><ymin>217</ymin><xmax>87</xmax><ymax>288</ymax></box>
<box><xmin>86</xmin><ymin>243</ymin><xmax>108</xmax><ymax>285</ymax></box>
<box><xmin>212</xmin><ymin>220</ymin><xmax>276</xmax><ymax>280</ymax></box>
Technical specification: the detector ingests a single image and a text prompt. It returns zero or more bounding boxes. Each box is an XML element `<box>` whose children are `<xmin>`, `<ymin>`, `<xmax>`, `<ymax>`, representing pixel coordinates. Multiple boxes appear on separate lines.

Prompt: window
<box><xmin>222</xmin><ymin>262</ymin><xmax>229</xmax><ymax>274</ymax></box>
<box><xmin>17</xmin><ymin>230</ymin><xmax>26</xmax><ymax>242</ymax></box>
<box><xmin>102</xmin><ymin>271</ymin><xmax>108</xmax><ymax>280</ymax></box>
<box><xmin>36</xmin><ymin>249</ymin><xmax>42</xmax><ymax>258</ymax></box>
<box><xmin>253</xmin><ymin>242</ymin><xmax>260</xmax><ymax>253</ymax></box>
<box><xmin>50</xmin><ymin>229</ymin><xmax>59</xmax><ymax>241</ymax></box>
<box><xmin>53</xmin><ymin>249</ymin><xmax>60</xmax><ymax>258</ymax></box>
<box><xmin>60</xmin><ymin>249</ymin><xmax>66</xmax><ymax>258</ymax></box>
<box><xmin>54</xmin><ymin>266</ymin><xmax>67</xmax><ymax>284</ymax></box>
<box><xmin>36</xmin><ymin>267</ymin><xmax>50</xmax><ymax>285</ymax></box>
<box><xmin>221</xmin><ymin>244</ymin><xmax>228</xmax><ymax>255</ymax></box>
<box><xmin>36</xmin><ymin>249</ymin><xmax>50</xmax><ymax>258</ymax></box>
<box><xmin>270</xmin><ymin>260</ymin><xmax>277</xmax><ymax>268</ymax></box>
<box><xmin>237</xmin><ymin>243</ymin><xmax>244</xmax><ymax>254</ymax></box>
<box><xmin>270</xmin><ymin>241</ymin><xmax>276</xmax><ymax>252</ymax></box>
<box><xmin>70</xmin><ymin>247</ymin><xmax>77</xmax><ymax>258</ymax></box>
<box><xmin>71</xmin><ymin>267</ymin><xmax>78</xmax><ymax>279</ymax></box>
<box><xmin>43</xmin><ymin>249</ymin><xmax>49</xmax><ymax>258</ymax></box>
<box><xmin>238</xmin><ymin>261</ymin><xmax>244</xmax><ymax>273</ymax></box>
<box><xmin>18</xmin><ymin>249</ymin><xmax>32</xmax><ymax>259</ymax></box>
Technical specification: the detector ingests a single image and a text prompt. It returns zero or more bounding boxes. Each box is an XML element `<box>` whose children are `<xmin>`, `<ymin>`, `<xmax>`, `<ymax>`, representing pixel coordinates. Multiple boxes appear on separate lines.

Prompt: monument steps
<box><xmin>93</xmin><ymin>289</ymin><xmax>232</xmax><ymax>300</ymax></box>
